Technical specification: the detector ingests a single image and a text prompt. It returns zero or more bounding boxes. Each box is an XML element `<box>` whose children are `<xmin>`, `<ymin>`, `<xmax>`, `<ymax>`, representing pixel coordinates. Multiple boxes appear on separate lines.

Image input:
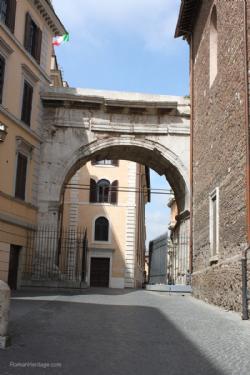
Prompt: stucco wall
<box><xmin>63</xmin><ymin>160</ymin><xmax>147</xmax><ymax>288</ymax></box>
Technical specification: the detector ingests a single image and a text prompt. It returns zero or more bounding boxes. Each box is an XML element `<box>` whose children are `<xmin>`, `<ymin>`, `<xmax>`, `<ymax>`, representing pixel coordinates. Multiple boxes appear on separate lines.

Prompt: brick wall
<box><xmin>191</xmin><ymin>0</ymin><xmax>248</xmax><ymax>311</ymax></box>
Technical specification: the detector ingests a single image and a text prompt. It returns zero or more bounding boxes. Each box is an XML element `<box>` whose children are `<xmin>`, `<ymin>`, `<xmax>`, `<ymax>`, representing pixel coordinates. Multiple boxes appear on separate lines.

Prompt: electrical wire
<box><xmin>65</xmin><ymin>183</ymin><xmax>173</xmax><ymax>195</ymax></box>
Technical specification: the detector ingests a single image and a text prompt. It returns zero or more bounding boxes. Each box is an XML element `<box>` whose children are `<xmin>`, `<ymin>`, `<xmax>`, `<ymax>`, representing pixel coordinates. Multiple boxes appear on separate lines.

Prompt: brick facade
<box><xmin>176</xmin><ymin>0</ymin><xmax>250</xmax><ymax>313</ymax></box>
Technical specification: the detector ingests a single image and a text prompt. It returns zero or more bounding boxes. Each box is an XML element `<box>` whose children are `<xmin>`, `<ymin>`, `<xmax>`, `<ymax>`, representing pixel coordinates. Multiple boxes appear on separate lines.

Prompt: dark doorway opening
<box><xmin>90</xmin><ymin>257</ymin><xmax>110</xmax><ymax>287</ymax></box>
<box><xmin>8</xmin><ymin>245</ymin><xmax>21</xmax><ymax>290</ymax></box>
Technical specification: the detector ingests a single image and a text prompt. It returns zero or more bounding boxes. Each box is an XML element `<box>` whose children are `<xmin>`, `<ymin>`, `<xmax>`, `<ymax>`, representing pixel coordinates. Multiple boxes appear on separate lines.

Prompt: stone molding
<box><xmin>0</xmin><ymin>105</ymin><xmax>42</xmax><ymax>143</ymax></box>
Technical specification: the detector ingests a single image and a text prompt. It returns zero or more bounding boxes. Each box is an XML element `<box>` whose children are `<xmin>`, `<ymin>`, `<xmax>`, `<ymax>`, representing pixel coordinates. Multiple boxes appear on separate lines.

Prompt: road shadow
<box><xmin>11</xmin><ymin>287</ymin><xmax>138</xmax><ymax>299</ymax></box>
<box><xmin>0</xmin><ymin>299</ymin><xmax>226</xmax><ymax>375</ymax></box>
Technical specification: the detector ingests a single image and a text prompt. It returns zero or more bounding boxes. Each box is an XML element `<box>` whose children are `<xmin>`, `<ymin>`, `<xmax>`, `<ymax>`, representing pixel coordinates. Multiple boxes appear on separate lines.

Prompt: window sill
<box><xmin>91</xmin><ymin>165</ymin><xmax>118</xmax><ymax>168</ymax></box>
<box><xmin>90</xmin><ymin>202</ymin><xmax>118</xmax><ymax>206</ymax></box>
<box><xmin>0</xmin><ymin>190</ymin><xmax>38</xmax><ymax>210</ymax></box>
<box><xmin>92</xmin><ymin>240</ymin><xmax>112</xmax><ymax>245</ymax></box>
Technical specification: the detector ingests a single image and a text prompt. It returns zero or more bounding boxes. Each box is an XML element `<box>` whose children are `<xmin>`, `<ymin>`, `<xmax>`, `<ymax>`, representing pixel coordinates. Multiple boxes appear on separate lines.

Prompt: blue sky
<box><xmin>52</xmin><ymin>0</ymin><xmax>189</xmax><ymax>245</ymax></box>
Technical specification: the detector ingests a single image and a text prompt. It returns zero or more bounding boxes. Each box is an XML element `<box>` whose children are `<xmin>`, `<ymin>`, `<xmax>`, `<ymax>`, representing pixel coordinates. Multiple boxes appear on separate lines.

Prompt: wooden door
<box><xmin>90</xmin><ymin>257</ymin><xmax>110</xmax><ymax>287</ymax></box>
<box><xmin>8</xmin><ymin>245</ymin><xmax>21</xmax><ymax>290</ymax></box>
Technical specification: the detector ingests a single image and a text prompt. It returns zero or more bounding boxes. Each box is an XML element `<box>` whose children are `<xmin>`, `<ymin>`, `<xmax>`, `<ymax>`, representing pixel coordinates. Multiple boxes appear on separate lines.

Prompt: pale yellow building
<box><xmin>63</xmin><ymin>160</ymin><xmax>150</xmax><ymax>289</ymax></box>
<box><xmin>0</xmin><ymin>0</ymin><xmax>66</xmax><ymax>288</ymax></box>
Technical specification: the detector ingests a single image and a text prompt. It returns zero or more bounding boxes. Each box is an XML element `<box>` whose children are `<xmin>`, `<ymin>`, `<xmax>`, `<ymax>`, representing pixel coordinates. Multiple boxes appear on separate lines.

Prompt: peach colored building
<box><xmin>0</xmin><ymin>0</ymin><xmax>66</xmax><ymax>288</ymax></box>
<box><xmin>63</xmin><ymin>160</ymin><xmax>150</xmax><ymax>288</ymax></box>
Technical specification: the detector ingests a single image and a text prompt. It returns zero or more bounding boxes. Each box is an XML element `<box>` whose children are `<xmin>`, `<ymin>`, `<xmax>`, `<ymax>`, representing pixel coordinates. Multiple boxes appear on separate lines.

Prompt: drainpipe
<box><xmin>244</xmin><ymin>0</ymin><xmax>250</xmax><ymax>245</ymax></box>
<box><xmin>242</xmin><ymin>0</ymin><xmax>249</xmax><ymax>320</ymax></box>
<box><xmin>189</xmin><ymin>32</ymin><xmax>194</xmax><ymax>274</ymax></box>
<box><xmin>242</xmin><ymin>246</ymin><xmax>249</xmax><ymax>320</ymax></box>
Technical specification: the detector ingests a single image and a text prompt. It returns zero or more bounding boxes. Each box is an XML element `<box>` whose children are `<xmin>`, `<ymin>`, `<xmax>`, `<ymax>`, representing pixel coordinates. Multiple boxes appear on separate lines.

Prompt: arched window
<box><xmin>95</xmin><ymin>217</ymin><xmax>109</xmax><ymax>241</ymax></box>
<box><xmin>210</xmin><ymin>6</ymin><xmax>218</xmax><ymax>87</ymax></box>
<box><xmin>89</xmin><ymin>179</ymin><xmax>118</xmax><ymax>204</ymax></box>
<box><xmin>97</xmin><ymin>179</ymin><xmax>110</xmax><ymax>203</ymax></box>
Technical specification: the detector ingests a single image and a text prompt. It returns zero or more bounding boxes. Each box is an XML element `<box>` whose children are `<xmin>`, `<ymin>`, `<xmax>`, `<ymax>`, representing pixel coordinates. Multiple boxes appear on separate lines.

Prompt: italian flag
<box><xmin>53</xmin><ymin>33</ymin><xmax>69</xmax><ymax>47</ymax></box>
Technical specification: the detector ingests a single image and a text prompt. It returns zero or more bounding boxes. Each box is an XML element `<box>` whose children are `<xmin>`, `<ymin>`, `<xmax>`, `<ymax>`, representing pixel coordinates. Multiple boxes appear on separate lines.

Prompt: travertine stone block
<box><xmin>0</xmin><ymin>280</ymin><xmax>10</xmax><ymax>349</ymax></box>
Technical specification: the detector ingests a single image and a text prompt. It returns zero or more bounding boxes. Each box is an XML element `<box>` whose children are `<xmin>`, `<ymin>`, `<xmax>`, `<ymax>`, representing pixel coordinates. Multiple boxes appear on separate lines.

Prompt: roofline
<box><xmin>174</xmin><ymin>0</ymin><xmax>200</xmax><ymax>39</ymax></box>
<box><xmin>41</xmin><ymin>87</ymin><xmax>190</xmax><ymax>108</ymax></box>
<box><xmin>34</xmin><ymin>0</ymin><xmax>67</xmax><ymax>36</ymax></box>
<box><xmin>175</xmin><ymin>0</ymin><xmax>186</xmax><ymax>38</ymax></box>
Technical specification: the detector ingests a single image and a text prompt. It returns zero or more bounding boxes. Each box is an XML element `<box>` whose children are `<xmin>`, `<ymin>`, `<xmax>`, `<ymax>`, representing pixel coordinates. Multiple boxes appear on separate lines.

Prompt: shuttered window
<box><xmin>94</xmin><ymin>217</ymin><xmax>109</xmax><ymax>241</ymax></box>
<box><xmin>0</xmin><ymin>0</ymin><xmax>16</xmax><ymax>33</ymax></box>
<box><xmin>15</xmin><ymin>153</ymin><xmax>28</xmax><ymax>200</ymax></box>
<box><xmin>24</xmin><ymin>13</ymin><xmax>42</xmax><ymax>64</ymax></box>
<box><xmin>89</xmin><ymin>178</ymin><xmax>118</xmax><ymax>204</ymax></box>
<box><xmin>0</xmin><ymin>54</ymin><xmax>5</xmax><ymax>104</ymax></box>
<box><xmin>89</xmin><ymin>178</ymin><xmax>97</xmax><ymax>203</ymax></box>
<box><xmin>21</xmin><ymin>80</ymin><xmax>33</xmax><ymax>126</ymax></box>
<box><xmin>110</xmin><ymin>180</ymin><xmax>118</xmax><ymax>204</ymax></box>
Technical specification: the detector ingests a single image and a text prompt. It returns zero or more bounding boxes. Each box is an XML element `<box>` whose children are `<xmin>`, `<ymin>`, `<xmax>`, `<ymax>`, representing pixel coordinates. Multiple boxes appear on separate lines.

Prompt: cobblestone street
<box><xmin>1</xmin><ymin>289</ymin><xmax>250</xmax><ymax>375</ymax></box>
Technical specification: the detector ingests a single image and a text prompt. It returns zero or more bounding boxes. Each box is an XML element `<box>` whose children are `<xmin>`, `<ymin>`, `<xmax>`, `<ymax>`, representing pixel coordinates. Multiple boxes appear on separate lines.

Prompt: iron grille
<box><xmin>22</xmin><ymin>226</ymin><xmax>88</xmax><ymax>287</ymax></box>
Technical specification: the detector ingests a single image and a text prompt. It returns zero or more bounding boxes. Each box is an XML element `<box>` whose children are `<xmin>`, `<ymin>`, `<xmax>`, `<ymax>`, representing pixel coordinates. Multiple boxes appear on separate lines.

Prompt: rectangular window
<box><xmin>0</xmin><ymin>54</ymin><xmax>5</xmax><ymax>104</ymax></box>
<box><xmin>91</xmin><ymin>160</ymin><xmax>118</xmax><ymax>166</ymax></box>
<box><xmin>15</xmin><ymin>153</ymin><xmax>27</xmax><ymax>200</ymax></box>
<box><xmin>24</xmin><ymin>13</ymin><xmax>42</xmax><ymax>64</ymax></box>
<box><xmin>21</xmin><ymin>80</ymin><xmax>33</xmax><ymax>126</ymax></box>
<box><xmin>0</xmin><ymin>0</ymin><xmax>16</xmax><ymax>33</ymax></box>
<box><xmin>209</xmin><ymin>188</ymin><xmax>219</xmax><ymax>259</ymax></box>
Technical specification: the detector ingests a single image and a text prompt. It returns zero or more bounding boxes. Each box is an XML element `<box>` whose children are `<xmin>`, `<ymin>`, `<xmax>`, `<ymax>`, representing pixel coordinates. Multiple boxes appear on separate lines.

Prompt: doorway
<box><xmin>90</xmin><ymin>257</ymin><xmax>110</xmax><ymax>287</ymax></box>
<box><xmin>8</xmin><ymin>245</ymin><xmax>21</xmax><ymax>290</ymax></box>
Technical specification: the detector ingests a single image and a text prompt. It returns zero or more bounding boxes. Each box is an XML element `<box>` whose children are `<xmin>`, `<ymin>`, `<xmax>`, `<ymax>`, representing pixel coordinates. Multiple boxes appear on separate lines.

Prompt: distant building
<box><xmin>63</xmin><ymin>160</ymin><xmax>150</xmax><ymax>288</ymax></box>
<box><xmin>148</xmin><ymin>233</ymin><xmax>168</xmax><ymax>285</ymax></box>
<box><xmin>175</xmin><ymin>0</ymin><xmax>250</xmax><ymax>313</ymax></box>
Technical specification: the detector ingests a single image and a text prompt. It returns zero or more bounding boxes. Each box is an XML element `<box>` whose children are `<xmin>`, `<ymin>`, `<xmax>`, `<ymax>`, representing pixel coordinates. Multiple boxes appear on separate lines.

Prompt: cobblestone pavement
<box><xmin>1</xmin><ymin>289</ymin><xmax>250</xmax><ymax>375</ymax></box>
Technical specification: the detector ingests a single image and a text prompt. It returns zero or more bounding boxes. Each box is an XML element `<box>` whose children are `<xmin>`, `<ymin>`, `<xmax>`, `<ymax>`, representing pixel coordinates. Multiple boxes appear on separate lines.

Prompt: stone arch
<box><xmin>55</xmin><ymin>137</ymin><xmax>189</xmax><ymax>215</ymax></box>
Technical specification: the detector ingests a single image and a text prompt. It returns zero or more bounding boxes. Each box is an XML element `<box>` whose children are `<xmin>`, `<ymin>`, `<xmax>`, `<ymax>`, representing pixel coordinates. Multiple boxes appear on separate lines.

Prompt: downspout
<box><xmin>242</xmin><ymin>0</ymin><xmax>249</xmax><ymax>320</ymax></box>
<box><xmin>56</xmin><ymin>186</ymin><xmax>65</xmax><ymax>266</ymax></box>
<box><xmin>189</xmin><ymin>32</ymin><xmax>194</xmax><ymax>274</ymax></box>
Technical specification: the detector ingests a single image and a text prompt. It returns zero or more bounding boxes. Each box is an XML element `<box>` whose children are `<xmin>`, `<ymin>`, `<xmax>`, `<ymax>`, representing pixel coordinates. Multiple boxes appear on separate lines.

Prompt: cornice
<box><xmin>0</xmin><ymin>105</ymin><xmax>43</xmax><ymax>143</ymax></box>
<box><xmin>32</xmin><ymin>0</ymin><xmax>67</xmax><ymax>36</ymax></box>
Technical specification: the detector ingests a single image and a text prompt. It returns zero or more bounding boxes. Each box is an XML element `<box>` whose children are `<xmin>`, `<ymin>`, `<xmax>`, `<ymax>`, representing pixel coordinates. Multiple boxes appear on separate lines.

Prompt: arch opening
<box><xmin>59</xmin><ymin>142</ymin><xmax>189</xmax><ymax>215</ymax></box>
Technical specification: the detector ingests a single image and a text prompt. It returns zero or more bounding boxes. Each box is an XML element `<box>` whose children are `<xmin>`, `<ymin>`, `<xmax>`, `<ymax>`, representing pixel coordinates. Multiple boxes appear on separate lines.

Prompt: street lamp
<box><xmin>0</xmin><ymin>123</ymin><xmax>8</xmax><ymax>142</ymax></box>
